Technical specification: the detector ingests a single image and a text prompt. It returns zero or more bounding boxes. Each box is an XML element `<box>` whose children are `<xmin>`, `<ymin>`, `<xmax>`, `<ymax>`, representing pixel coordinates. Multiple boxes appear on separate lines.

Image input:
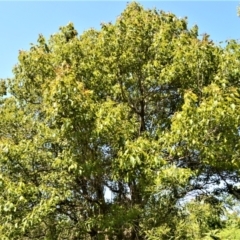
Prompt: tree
<box><xmin>1</xmin><ymin>2</ymin><xmax>240</xmax><ymax>239</ymax></box>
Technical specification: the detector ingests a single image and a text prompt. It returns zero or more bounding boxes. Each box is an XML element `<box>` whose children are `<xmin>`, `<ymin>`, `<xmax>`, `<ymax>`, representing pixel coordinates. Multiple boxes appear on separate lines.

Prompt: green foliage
<box><xmin>1</xmin><ymin>2</ymin><xmax>240</xmax><ymax>239</ymax></box>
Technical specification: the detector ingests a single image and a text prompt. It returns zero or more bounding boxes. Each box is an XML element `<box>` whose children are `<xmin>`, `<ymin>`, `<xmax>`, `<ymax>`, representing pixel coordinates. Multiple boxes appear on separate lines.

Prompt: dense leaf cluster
<box><xmin>1</xmin><ymin>2</ymin><xmax>240</xmax><ymax>239</ymax></box>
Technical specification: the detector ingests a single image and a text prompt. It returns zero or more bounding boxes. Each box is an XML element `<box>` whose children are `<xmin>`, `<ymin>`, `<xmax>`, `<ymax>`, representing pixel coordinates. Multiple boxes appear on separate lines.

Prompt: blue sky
<box><xmin>1</xmin><ymin>1</ymin><xmax>240</xmax><ymax>79</ymax></box>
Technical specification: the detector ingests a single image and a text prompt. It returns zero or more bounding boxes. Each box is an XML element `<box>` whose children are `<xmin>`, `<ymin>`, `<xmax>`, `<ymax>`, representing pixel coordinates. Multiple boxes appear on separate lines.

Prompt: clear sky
<box><xmin>1</xmin><ymin>1</ymin><xmax>240</xmax><ymax>79</ymax></box>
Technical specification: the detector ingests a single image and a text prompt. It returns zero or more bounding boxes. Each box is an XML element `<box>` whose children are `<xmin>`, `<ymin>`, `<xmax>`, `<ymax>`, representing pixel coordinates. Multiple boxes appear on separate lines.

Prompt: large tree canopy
<box><xmin>1</xmin><ymin>2</ymin><xmax>240</xmax><ymax>239</ymax></box>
